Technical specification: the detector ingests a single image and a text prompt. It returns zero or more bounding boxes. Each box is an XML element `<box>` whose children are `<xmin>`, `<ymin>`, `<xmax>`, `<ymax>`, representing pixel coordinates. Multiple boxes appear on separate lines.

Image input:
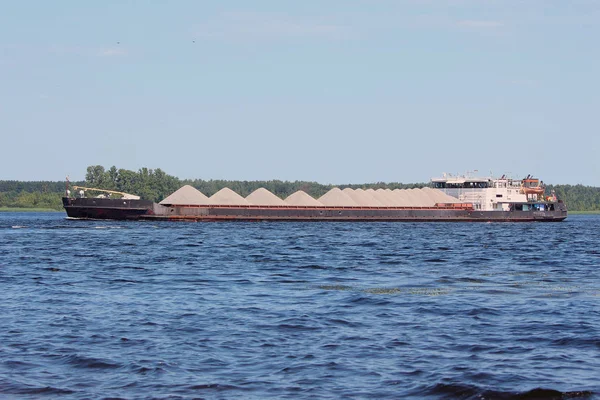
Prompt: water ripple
<box><xmin>0</xmin><ymin>213</ymin><xmax>598</xmax><ymax>399</ymax></box>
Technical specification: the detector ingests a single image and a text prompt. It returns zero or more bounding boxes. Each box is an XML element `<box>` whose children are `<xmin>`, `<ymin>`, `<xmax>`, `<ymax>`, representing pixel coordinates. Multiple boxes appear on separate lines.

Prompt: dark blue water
<box><xmin>0</xmin><ymin>213</ymin><xmax>598</xmax><ymax>399</ymax></box>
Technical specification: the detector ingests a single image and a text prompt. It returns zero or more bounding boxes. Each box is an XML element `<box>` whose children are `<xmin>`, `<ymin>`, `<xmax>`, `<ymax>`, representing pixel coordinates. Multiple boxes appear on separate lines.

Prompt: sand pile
<box><xmin>159</xmin><ymin>184</ymin><xmax>459</xmax><ymax>208</ymax></box>
<box><xmin>159</xmin><ymin>185</ymin><xmax>209</xmax><ymax>205</ymax></box>
<box><xmin>342</xmin><ymin>188</ymin><xmax>382</xmax><ymax>206</ymax></box>
<box><xmin>246</xmin><ymin>188</ymin><xmax>287</xmax><ymax>206</ymax></box>
<box><xmin>413</xmin><ymin>188</ymin><xmax>436</xmax><ymax>207</ymax></box>
<box><xmin>285</xmin><ymin>191</ymin><xmax>323</xmax><ymax>206</ymax></box>
<box><xmin>439</xmin><ymin>190</ymin><xmax>460</xmax><ymax>203</ymax></box>
<box><xmin>391</xmin><ymin>189</ymin><xmax>411</xmax><ymax>207</ymax></box>
<box><xmin>374</xmin><ymin>188</ymin><xmax>397</xmax><ymax>206</ymax></box>
<box><xmin>319</xmin><ymin>188</ymin><xmax>359</xmax><ymax>207</ymax></box>
<box><xmin>358</xmin><ymin>188</ymin><xmax>384</xmax><ymax>206</ymax></box>
<box><xmin>209</xmin><ymin>187</ymin><xmax>250</xmax><ymax>205</ymax></box>
<box><xmin>423</xmin><ymin>187</ymin><xmax>460</xmax><ymax>203</ymax></box>
<box><xmin>400</xmin><ymin>189</ymin><xmax>420</xmax><ymax>207</ymax></box>
<box><xmin>420</xmin><ymin>187</ymin><xmax>442</xmax><ymax>205</ymax></box>
<box><xmin>384</xmin><ymin>189</ymin><xmax>402</xmax><ymax>206</ymax></box>
<box><xmin>365</xmin><ymin>189</ymin><xmax>387</xmax><ymax>206</ymax></box>
<box><xmin>421</xmin><ymin>187</ymin><xmax>438</xmax><ymax>200</ymax></box>
<box><xmin>422</xmin><ymin>189</ymin><xmax>439</xmax><ymax>206</ymax></box>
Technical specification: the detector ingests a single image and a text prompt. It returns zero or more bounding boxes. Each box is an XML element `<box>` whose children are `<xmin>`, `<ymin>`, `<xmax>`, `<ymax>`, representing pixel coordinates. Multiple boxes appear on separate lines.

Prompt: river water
<box><xmin>1</xmin><ymin>213</ymin><xmax>598</xmax><ymax>399</ymax></box>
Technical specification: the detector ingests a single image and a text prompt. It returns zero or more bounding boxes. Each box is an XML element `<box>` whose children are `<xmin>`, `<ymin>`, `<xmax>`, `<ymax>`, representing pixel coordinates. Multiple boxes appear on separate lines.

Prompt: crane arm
<box><xmin>71</xmin><ymin>186</ymin><xmax>140</xmax><ymax>199</ymax></box>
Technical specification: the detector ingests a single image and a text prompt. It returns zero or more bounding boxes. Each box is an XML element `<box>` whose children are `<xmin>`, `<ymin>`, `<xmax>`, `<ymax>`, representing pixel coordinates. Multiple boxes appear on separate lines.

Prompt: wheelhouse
<box><xmin>430</xmin><ymin>173</ymin><xmax>557</xmax><ymax>212</ymax></box>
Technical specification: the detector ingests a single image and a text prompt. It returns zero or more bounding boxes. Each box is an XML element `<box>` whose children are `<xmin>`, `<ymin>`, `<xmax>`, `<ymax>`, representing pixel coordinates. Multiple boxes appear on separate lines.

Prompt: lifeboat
<box><xmin>521</xmin><ymin>186</ymin><xmax>545</xmax><ymax>195</ymax></box>
<box><xmin>520</xmin><ymin>179</ymin><xmax>545</xmax><ymax>195</ymax></box>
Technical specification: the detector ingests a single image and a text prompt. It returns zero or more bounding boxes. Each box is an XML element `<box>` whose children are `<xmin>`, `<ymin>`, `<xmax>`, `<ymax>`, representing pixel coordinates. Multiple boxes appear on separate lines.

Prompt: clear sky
<box><xmin>1</xmin><ymin>1</ymin><xmax>598</xmax><ymax>185</ymax></box>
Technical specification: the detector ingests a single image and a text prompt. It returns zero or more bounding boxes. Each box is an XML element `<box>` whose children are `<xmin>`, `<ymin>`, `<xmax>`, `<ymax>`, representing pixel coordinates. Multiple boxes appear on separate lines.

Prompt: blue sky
<box><xmin>1</xmin><ymin>0</ymin><xmax>598</xmax><ymax>185</ymax></box>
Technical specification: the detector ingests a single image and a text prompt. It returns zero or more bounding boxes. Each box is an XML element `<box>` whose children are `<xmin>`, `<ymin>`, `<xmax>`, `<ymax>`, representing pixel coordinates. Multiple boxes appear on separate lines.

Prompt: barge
<box><xmin>62</xmin><ymin>175</ymin><xmax>568</xmax><ymax>222</ymax></box>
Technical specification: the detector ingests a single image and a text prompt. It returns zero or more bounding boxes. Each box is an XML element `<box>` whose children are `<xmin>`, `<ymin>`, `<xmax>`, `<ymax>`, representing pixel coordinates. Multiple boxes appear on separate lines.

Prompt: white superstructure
<box><xmin>431</xmin><ymin>173</ymin><xmax>552</xmax><ymax>211</ymax></box>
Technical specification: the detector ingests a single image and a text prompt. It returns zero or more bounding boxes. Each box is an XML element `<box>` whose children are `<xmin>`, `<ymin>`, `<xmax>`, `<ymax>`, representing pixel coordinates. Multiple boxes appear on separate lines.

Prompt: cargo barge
<box><xmin>62</xmin><ymin>174</ymin><xmax>567</xmax><ymax>222</ymax></box>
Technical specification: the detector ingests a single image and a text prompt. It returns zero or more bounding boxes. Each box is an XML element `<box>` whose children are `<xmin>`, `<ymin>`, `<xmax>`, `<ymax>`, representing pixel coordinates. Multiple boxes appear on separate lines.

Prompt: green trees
<box><xmin>0</xmin><ymin>180</ymin><xmax>75</xmax><ymax>210</ymax></box>
<box><xmin>546</xmin><ymin>184</ymin><xmax>600</xmax><ymax>211</ymax></box>
<box><xmin>80</xmin><ymin>165</ymin><xmax>181</xmax><ymax>203</ymax></box>
<box><xmin>85</xmin><ymin>165</ymin><xmax>108</xmax><ymax>188</ymax></box>
<box><xmin>0</xmin><ymin>189</ymin><xmax>65</xmax><ymax>209</ymax></box>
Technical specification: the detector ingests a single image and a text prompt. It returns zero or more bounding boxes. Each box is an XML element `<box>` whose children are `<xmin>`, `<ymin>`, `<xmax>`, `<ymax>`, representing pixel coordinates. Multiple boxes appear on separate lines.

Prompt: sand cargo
<box><xmin>62</xmin><ymin>174</ymin><xmax>567</xmax><ymax>222</ymax></box>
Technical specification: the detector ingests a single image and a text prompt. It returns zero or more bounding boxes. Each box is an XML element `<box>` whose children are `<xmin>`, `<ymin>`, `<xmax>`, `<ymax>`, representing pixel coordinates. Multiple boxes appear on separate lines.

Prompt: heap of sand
<box><xmin>421</xmin><ymin>187</ymin><xmax>438</xmax><ymax>200</ymax></box>
<box><xmin>440</xmin><ymin>191</ymin><xmax>461</xmax><ymax>203</ymax></box>
<box><xmin>342</xmin><ymin>188</ymin><xmax>382</xmax><ymax>206</ymax></box>
<box><xmin>159</xmin><ymin>184</ymin><xmax>458</xmax><ymax>208</ymax></box>
<box><xmin>399</xmin><ymin>188</ymin><xmax>421</xmax><ymax>206</ymax></box>
<box><xmin>319</xmin><ymin>188</ymin><xmax>359</xmax><ymax>207</ymax></box>
<box><xmin>209</xmin><ymin>187</ymin><xmax>250</xmax><ymax>205</ymax></box>
<box><xmin>384</xmin><ymin>188</ymin><xmax>402</xmax><ymax>206</ymax></box>
<box><xmin>391</xmin><ymin>189</ymin><xmax>412</xmax><ymax>207</ymax></box>
<box><xmin>403</xmin><ymin>188</ymin><xmax>424</xmax><ymax>207</ymax></box>
<box><xmin>285</xmin><ymin>191</ymin><xmax>324</xmax><ymax>206</ymax></box>
<box><xmin>160</xmin><ymin>185</ymin><xmax>209</xmax><ymax>205</ymax></box>
<box><xmin>246</xmin><ymin>188</ymin><xmax>287</xmax><ymax>206</ymax></box>
<box><xmin>375</xmin><ymin>188</ymin><xmax>398</xmax><ymax>206</ymax></box>
<box><xmin>420</xmin><ymin>187</ymin><xmax>442</xmax><ymax>205</ymax></box>
<box><xmin>412</xmin><ymin>188</ymin><xmax>436</xmax><ymax>207</ymax></box>
<box><xmin>365</xmin><ymin>189</ymin><xmax>388</xmax><ymax>206</ymax></box>
<box><xmin>357</xmin><ymin>188</ymin><xmax>384</xmax><ymax>206</ymax></box>
<box><xmin>423</xmin><ymin>187</ymin><xmax>460</xmax><ymax>203</ymax></box>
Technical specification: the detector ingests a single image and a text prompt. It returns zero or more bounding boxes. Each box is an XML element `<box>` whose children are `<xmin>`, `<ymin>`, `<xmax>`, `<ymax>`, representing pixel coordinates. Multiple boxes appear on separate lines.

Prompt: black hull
<box><xmin>62</xmin><ymin>198</ymin><xmax>567</xmax><ymax>222</ymax></box>
<box><xmin>62</xmin><ymin>197</ymin><xmax>154</xmax><ymax>220</ymax></box>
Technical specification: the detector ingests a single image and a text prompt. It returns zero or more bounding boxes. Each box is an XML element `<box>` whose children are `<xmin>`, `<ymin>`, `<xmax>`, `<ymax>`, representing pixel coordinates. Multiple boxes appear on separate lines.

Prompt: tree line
<box><xmin>0</xmin><ymin>180</ymin><xmax>83</xmax><ymax>210</ymax></box>
<box><xmin>1</xmin><ymin>165</ymin><xmax>600</xmax><ymax>211</ymax></box>
<box><xmin>547</xmin><ymin>184</ymin><xmax>600</xmax><ymax>212</ymax></box>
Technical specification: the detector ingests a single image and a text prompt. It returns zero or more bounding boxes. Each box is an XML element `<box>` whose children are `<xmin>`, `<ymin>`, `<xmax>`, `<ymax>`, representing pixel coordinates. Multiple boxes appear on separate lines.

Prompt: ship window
<box><xmin>496</xmin><ymin>194</ymin><xmax>503</xmax><ymax>198</ymax></box>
